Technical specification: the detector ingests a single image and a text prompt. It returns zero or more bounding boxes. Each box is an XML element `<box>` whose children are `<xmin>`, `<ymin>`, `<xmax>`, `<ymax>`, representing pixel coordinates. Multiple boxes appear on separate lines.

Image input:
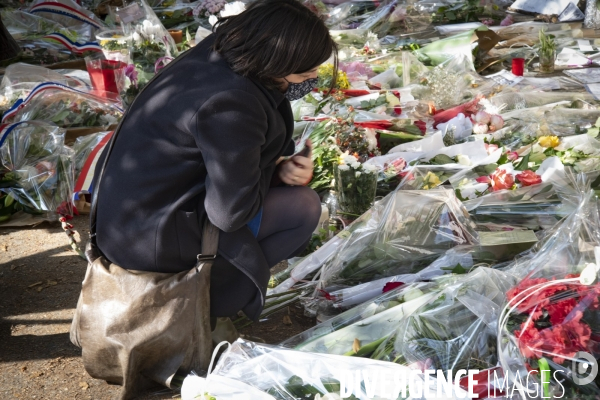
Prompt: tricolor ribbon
<box><xmin>73</xmin><ymin>131</ymin><xmax>114</xmax><ymax>197</ymax></box>
<box><xmin>1</xmin><ymin>82</ymin><xmax>124</xmax><ymax>123</ymax></box>
<box><xmin>0</xmin><ymin>122</ymin><xmax>29</xmax><ymax>148</ymax></box>
<box><xmin>43</xmin><ymin>32</ymin><xmax>102</xmax><ymax>54</ymax></box>
<box><xmin>30</xmin><ymin>1</ymin><xmax>103</xmax><ymax>29</ymax></box>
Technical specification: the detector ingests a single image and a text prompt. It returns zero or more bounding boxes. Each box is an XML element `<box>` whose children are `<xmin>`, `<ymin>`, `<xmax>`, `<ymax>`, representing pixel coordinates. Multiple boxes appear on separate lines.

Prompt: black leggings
<box><xmin>210</xmin><ymin>186</ymin><xmax>321</xmax><ymax>317</ymax></box>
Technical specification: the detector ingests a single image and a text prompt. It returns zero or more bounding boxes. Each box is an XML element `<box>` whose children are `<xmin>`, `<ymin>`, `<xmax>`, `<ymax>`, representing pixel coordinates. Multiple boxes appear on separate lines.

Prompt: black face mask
<box><xmin>284</xmin><ymin>77</ymin><xmax>318</xmax><ymax>101</ymax></box>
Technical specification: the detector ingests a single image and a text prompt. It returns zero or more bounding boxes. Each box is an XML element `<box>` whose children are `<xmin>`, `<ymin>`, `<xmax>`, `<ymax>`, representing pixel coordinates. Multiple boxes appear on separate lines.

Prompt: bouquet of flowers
<box><xmin>318</xmin><ymin>188</ymin><xmax>479</xmax><ymax>287</ymax></box>
<box><xmin>0</xmin><ymin>63</ymin><xmax>89</xmax><ymax>116</ymax></box>
<box><xmin>0</xmin><ymin>121</ymin><xmax>74</xmax><ymax>225</ymax></box>
<box><xmin>2</xmin><ymin>82</ymin><xmax>123</xmax><ymax>129</ymax></box>
<box><xmin>372</xmin><ymin>267</ymin><xmax>515</xmax><ymax>372</ymax></box>
<box><xmin>497</xmin><ymin>187</ymin><xmax>600</xmax><ymax>398</ymax></box>
<box><xmin>335</xmin><ymin>152</ymin><xmax>378</xmax><ymax>216</ymax></box>
<box><xmin>499</xmin><ymin>275</ymin><xmax>600</xmax><ymax>399</ymax></box>
<box><xmin>181</xmin><ymin>339</ymin><xmax>467</xmax><ymax>400</ymax></box>
<box><xmin>283</xmin><ymin>282</ymin><xmax>439</xmax><ymax>357</ymax></box>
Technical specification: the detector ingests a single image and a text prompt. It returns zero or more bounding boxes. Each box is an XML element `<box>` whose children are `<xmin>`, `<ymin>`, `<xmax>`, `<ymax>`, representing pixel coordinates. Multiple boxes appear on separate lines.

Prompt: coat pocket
<box><xmin>175</xmin><ymin>210</ymin><xmax>203</xmax><ymax>266</ymax></box>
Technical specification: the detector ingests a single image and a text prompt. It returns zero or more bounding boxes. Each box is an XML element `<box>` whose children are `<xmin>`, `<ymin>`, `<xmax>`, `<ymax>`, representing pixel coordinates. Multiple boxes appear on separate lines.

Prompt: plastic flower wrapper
<box><xmin>282</xmin><ymin>282</ymin><xmax>439</xmax><ymax>357</ymax></box>
<box><xmin>120</xmin><ymin>0</ymin><xmax>179</xmax><ymax>76</ymax></box>
<box><xmin>2</xmin><ymin>82</ymin><xmax>123</xmax><ymax>129</ymax></box>
<box><xmin>307</xmin><ymin>244</ymin><xmax>507</xmax><ymax>313</ymax></box>
<box><xmin>414</xmin><ymin>26</ymin><xmax>499</xmax><ymax>67</ymax></box>
<box><xmin>395</xmin><ymin>165</ymin><xmax>461</xmax><ymax>191</ymax></box>
<box><xmin>497</xmin><ymin>189</ymin><xmax>600</xmax><ymax>398</ymax></box>
<box><xmin>153</xmin><ymin>2</ymin><xmax>197</xmax><ymax>30</ymax></box>
<box><xmin>504</xmin><ymin>178</ymin><xmax>600</xmax><ymax>283</ymax></box>
<box><xmin>183</xmin><ymin>339</ymin><xmax>467</xmax><ymax>400</ymax></box>
<box><xmin>2</xmin><ymin>39</ymin><xmax>80</xmax><ymax>68</ymax></box>
<box><xmin>357</xmin><ymin>0</ymin><xmax>432</xmax><ymax>38</ymax></box>
<box><xmin>497</xmin><ymin>272</ymin><xmax>600</xmax><ymax>399</ymax></box>
<box><xmin>372</xmin><ymin>267</ymin><xmax>516</xmax><ymax>373</ymax></box>
<box><xmin>0</xmin><ymin>121</ymin><xmax>74</xmax><ymax>226</ymax></box>
<box><xmin>325</xmin><ymin>2</ymin><xmax>379</xmax><ymax>30</ymax></box>
<box><xmin>1</xmin><ymin>9</ymin><xmax>75</xmax><ymax>41</ymax></box>
<box><xmin>0</xmin><ymin>63</ymin><xmax>90</xmax><ymax>115</ymax></box>
<box><xmin>28</xmin><ymin>0</ymin><xmax>106</xmax><ymax>41</ymax></box>
<box><xmin>317</xmin><ymin>188</ymin><xmax>479</xmax><ymax>288</ymax></box>
<box><xmin>415</xmin><ymin>54</ymin><xmax>480</xmax><ymax>111</ymax></box>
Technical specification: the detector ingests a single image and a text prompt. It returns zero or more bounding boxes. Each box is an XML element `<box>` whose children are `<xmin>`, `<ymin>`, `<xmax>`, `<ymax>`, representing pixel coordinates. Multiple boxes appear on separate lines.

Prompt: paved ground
<box><xmin>0</xmin><ymin>215</ymin><xmax>314</xmax><ymax>399</ymax></box>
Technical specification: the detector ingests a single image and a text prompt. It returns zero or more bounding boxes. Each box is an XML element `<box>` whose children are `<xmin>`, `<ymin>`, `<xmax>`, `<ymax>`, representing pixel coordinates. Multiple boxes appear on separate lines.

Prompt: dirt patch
<box><xmin>0</xmin><ymin>215</ymin><xmax>315</xmax><ymax>399</ymax></box>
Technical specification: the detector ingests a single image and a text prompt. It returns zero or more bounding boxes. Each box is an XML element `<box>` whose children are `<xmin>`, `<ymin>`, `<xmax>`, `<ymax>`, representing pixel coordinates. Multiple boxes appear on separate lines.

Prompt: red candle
<box><xmin>512</xmin><ymin>58</ymin><xmax>525</xmax><ymax>76</ymax></box>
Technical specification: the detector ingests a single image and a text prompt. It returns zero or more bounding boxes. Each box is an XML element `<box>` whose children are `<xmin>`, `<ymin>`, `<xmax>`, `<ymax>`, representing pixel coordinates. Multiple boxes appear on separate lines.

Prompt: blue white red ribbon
<box><xmin>30</xmin><ymin>2</ymin><xmax>103</xmax><ymax>29</ymax></box>
<box><xmin>43</xmin><ymin>32</ymin><xmax>102</xmax><ymax>54</ymax></box>
<box><xmin>73</xmin><ymin>131</ymin><xmax>113</xmax><ymax>197</ymax></box>
<box><xmin>1</xmin><ymin>82</ymin><xmax>124</xmax><ymax>123</ymax></box>
<box><xmin>0</xmin><ymin>122</ymin><xmax>30</xmax><ymax>148</ymax></box>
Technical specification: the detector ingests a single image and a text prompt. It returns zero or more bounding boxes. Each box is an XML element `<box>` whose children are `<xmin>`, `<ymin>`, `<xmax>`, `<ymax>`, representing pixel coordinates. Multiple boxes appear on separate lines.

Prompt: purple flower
<box><xmin>124</xmin><ymin>64</ymin><xmax>138</xmax><ymax>88</ymax></box>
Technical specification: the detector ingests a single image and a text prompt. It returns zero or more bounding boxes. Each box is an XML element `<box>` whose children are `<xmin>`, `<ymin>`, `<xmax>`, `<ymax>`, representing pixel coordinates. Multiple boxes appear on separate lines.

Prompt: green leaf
<box><xmin>445</xmin><ymin>11</ymin><xmax>456</xmax><ymax>20</ymax></box>
<box><xmin>588</xmin><ymin>127</ymin><xmax>599</xmax><ymax>138</ymax></box>
<box><xmin>429</xmin><ymin>154</ymin><xmax>455</xmax><ymax>165</ymax></box>
<box><xmin>514</xmin><ymin>153</ymin><xmax>530</xmax><ymax>171</ymax></box>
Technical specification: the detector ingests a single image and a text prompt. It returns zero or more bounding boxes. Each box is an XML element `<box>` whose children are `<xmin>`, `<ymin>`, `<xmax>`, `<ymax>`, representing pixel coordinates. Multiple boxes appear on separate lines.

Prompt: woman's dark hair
<box><xmin>213</xmin><ymin>0</ymin><xmax>338</xmax><ymax>93</ymax></box>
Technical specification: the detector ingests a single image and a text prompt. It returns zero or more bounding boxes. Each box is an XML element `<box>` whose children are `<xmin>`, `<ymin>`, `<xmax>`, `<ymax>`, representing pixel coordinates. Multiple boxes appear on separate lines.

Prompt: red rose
<box><xmin>382</xmin><ymin>281</ymin><xmax>404</xmax><ymax>293</ymax></box>
<box><xmin>516</xmin><ymin>170</ymin><xmax>542</xmax><ymax>187</ymax></box>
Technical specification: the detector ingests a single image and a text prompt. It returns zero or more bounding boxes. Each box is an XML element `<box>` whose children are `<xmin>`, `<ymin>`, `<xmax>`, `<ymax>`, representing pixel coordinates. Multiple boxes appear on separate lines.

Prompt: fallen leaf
<box><xmin>20</xmin><ymin>366</ymin><xmax>27</xmax><ymax>372</ymax></box>
<box><xmin>10</xmin><ymin>265</ymin><xmax>16</xmax><ymax>270</ymax></box>
<box><xmin>28</xmin><ymin>282</ymin><xmax>43</xmax><ymax>288</ymax></box>
<box><xmin>46</xmin><ymin>280</ymin><xmax>58</xmax><ymax>286</ymax></box>
<box><xmin>2</xmin><ymin>244</ymin><xmax>7</xmax><ymax>251</ymax></box>
<box><xmin>37</xmin><ymin>286</ymin><xmax>44</xmax><ymax>292</ymax></box>
<box><xmin>282</xmin><ymin>315</ymin><xmax>292</xmax><ymax>326</ymax></box>
<box><xmin>79</xmin><ymin>382</ymin><xmax>89</xmax><ymax>391</ymax></box>
<box><xmin>352</xmin><ymin>338</ymin><xmax>361</xmax><ymax>354</ymax></box>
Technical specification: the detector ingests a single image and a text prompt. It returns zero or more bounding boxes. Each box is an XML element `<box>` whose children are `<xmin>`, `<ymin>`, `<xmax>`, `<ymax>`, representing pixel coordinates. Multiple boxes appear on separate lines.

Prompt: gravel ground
<box><xmin>0</xmin><ymin>215</ymin><xmax>314</xmax><ymax>399</ymax></box>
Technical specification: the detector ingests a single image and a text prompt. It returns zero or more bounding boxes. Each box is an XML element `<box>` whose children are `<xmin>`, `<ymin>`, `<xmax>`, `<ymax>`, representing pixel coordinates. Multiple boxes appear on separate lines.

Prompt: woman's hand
<box><xmin>278</xmin><ymin>139</ymin><xmax>314</xmax><ymax>186</ymax></box>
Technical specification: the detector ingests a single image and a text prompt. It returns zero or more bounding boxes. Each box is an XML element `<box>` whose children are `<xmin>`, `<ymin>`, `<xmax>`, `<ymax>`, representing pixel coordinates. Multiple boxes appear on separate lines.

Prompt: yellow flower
<box><xmin>422</xmin><ymin>171</ymin><xmax>441</xmax><ymax>190</ymax></box>
<box><xmin>317</xmin><ymin>63</ymin><xmax>350</xmax><ymax>90</ymax></box>
<box><xmin>100</xmin><ymin>40</ymin><xmax>108</xmax><ymax>46</ymax></box>
<box><xmin>538</xmin><ymin>135</ymin><xmax>560</xmax><ymax>148</ymax></box>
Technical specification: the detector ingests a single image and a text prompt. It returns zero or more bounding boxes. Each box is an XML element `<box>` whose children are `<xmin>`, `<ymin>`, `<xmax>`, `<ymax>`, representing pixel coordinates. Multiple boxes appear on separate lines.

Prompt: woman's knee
<box><xmin>297</xmin><ymin>186</ymin><xmax>322</xmax><ymax>230</ymax></box>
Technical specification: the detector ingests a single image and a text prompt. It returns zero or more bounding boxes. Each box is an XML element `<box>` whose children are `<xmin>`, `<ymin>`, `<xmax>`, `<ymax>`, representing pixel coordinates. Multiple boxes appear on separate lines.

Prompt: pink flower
<box><xmin>124</xmin><ymin>64</ymin><xmax>138</xmax><ymax>88</ymax></box>
<box><xmin>507</xmin><ymin>151</ymin><xmax>519</xmax><ymax>161</ymax></box>
<box><xmin>500</xmin><ymin>14</ymin><xmax>514</xmax><ymax>27</ymax></box>
<box><xmin>476</xmin><ymin>175</ymin><xmax>491</xmax><ymax>184</ymax></box>
<box><xmin>485</xmin><ymin>143</ymin><xmax>499</xmax><ymax>154</ymax></box>
<box><xmin>473</xmin><ymin>110</ymin><xmax>491</xmax><ymax>125</ymax></box>
<box><xmin>489</xmin><ymin>115</ymin><xmax>504</xmax><ymax>132</ymax></box>
<box><xmin>516</xmin><ymin>170</ymin><xmax>542</xmax><ymax>187</ymax></box>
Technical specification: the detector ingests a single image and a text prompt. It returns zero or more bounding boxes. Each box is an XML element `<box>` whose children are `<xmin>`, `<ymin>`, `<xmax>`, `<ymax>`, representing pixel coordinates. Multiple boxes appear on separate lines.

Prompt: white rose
<box><xmin>456</xmin><ymin>154</ymin><xmax>471</xmax><ymax>166</ymax></box>
<box><xmin>355</xmin><ymin>171</ymin><xmax>362</xmax><ymax>178</ymax></box>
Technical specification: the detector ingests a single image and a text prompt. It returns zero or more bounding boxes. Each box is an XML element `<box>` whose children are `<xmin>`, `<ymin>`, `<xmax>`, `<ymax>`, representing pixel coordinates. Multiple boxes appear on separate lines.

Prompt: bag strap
<box><xmin>90</xmin><ymin>51</ymin><xmax>219</xmax><ymax>256</ymax></box>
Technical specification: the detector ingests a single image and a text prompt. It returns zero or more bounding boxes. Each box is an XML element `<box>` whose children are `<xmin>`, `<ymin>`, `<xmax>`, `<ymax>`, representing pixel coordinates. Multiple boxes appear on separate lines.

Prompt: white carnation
<box><xmin>220</xmin><ymin>1</ymin><xmax>245</xmax><ymax>17</ymax></box>
<box><xmin>350</xmin><ymin>162</ymin><xmax>361</xmax><ymax>169</ymax></box>
<box><xmin>337</xmin><ymin>164</ymin><xmax>350</xmax><ymax>171</ymax></box>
